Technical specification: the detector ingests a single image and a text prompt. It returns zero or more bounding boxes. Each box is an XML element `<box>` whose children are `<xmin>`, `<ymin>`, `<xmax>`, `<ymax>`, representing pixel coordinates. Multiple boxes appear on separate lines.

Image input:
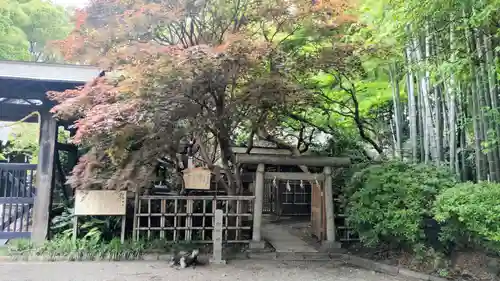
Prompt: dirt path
<box><xmin>0</xmin><ymin>260</ymin><xmax>410</xmax><ymax>281</ymax></box>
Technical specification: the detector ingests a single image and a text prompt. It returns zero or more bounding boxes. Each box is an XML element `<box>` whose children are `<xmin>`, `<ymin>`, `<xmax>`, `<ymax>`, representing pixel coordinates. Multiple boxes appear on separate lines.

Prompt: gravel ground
<box><xmin>0</xmin><ymin>260</ymin><xmax>410</xmax><ymax>281</ymax></box>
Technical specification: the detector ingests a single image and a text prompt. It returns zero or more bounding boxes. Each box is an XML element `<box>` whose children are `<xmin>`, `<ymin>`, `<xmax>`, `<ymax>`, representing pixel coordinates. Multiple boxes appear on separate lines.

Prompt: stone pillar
<box><xmin>322</xmin><ymin>166</ymin><xmax>341</xmax><ymax>250</ymax></box>
<box><xmin>211</xmin><ymin>209</ymin><xmax>226</xmax><ymax>264</ymax></box>
<box><xmin>250</xmin><ymin>163</ymin><xmax>266</xmax><ymax>249</ymax></box>
<box><xmin>32</xmin><ymin>110</ymin><xmax>57</xmax><ymax>244</ymax></box>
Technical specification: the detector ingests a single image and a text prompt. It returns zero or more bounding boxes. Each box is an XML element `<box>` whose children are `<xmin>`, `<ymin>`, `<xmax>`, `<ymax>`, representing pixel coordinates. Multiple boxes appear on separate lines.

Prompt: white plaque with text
<box><xmin>74</xmin><ymin>190</ymin><xmax>127</xmax><ymax>216</ymax></box>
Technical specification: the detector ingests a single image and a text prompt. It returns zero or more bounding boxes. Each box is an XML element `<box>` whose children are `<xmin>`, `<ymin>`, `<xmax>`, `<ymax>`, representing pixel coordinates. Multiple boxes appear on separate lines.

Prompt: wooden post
<box><xmin>322</xmin><ymin>166</ymin><xmax>340</xmax><ymax>249</ymax></box>
<box><xmin>250</xmin><ymin>163</ymin><xmax>266</xmax><ymax>249</ymax></box>
<box><xmin>185</xmin><ymin>199</ymin><xmax>193</xmax><ymax>241</ymax></box>
<box><xmin>120</xmin><ymin>215</ymin><xmax>126</xmax><ymax>244</ymax></box>
<box><xmin>31</xmin><ymin>110</ymin><xmax>57</xmax><ymax>244</ymax></box>
<box><xmin>66</xmin><ymin>129</ymin><xmax>78</xmax><ymax>198</ymax></box>
<box><xmin>132</xmin><ymin>191</ymin><xmax>139</xmax><ymax>241</ymax></box>
<box><xmin>72</xmin><ymin>216</ymin><xmax>78</xmax><ymax>243</ymax></box>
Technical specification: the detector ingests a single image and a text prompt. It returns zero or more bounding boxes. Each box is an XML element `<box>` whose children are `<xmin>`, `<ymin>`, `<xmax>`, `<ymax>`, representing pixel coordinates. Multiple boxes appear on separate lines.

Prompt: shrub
<box><xmin>345</xmin><ymin>161</ymin><xmax>456</xmax><ymax>248</ymax></box>
<box><xmin>434</xmin><ymin>181</ymin><xmax>500</xmax><ymax>253</ymax></box>
<box><xmin>7</xmin><ymin>236</ymin><xmax>147</xmax><ymax>261</ymax></box>
<box><xmin>6</xmin><ymin>234</ymin><xmax>199</xmax><ymax>261</ymax></box>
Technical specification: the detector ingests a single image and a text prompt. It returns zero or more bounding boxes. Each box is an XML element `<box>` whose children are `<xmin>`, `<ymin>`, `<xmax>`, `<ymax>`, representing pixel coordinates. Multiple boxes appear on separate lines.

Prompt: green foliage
<box><xmin>4</xmin><ymin>123</ymin><xmax>38</xmax><ymax>163</ymax></box>
<box><xmin>434</xmin><ymin>181</ymin><xmax>500</xmax><ymax>252</ymax></box>
<box><xmin>51</xmin><ymin>205</ymin><xmax>123</xmax><ymax>241</ymax></box>
<box><xmin>7</xmin><ymin>236</ymin><xmax>147</xmax><ymax>261</ymax></box>
<box><xmin>345</xmin><ymin>161</ymin><xmax>457</xmax><ymax>247</ymax></box>
<box><xmin>6</xmin><ymin>236</ymin><xmax>199</xmax><ymax>261</ymax></box>
<box><xmin>1</xmin><ymin>122</ymin><xmax>71</xmax><ymax>164</ymax></box>
<box><xmin>0</xmin><ymin>0</ymin><xmax>71</xmax><ymax>61</ymax></box>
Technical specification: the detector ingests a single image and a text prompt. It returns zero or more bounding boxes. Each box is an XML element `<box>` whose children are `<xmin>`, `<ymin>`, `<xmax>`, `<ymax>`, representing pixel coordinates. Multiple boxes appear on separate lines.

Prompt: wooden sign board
<box><xmin>74</xmin><ymin>190</ymin><xmax>127</xmax><ymax>216</ymax></box>
<box><xmin>183</xmin><ymin>167</ymin><xmax>211</xmax><ymax>190</ymax></box>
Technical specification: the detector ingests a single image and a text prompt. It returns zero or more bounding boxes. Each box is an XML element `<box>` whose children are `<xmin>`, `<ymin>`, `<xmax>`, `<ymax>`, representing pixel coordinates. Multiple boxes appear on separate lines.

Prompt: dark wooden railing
<box><xmin>0</xmin><ymin>163</ymin><xmax>36</xmax><ymax>239</ymax></box>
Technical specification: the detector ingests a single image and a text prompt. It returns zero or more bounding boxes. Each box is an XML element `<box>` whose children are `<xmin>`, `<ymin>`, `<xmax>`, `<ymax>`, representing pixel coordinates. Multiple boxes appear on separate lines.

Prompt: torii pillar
<box><xmin>31</xmin><ymin>109</ymin><xmax>58</xmax><ymax>244</ymax></box>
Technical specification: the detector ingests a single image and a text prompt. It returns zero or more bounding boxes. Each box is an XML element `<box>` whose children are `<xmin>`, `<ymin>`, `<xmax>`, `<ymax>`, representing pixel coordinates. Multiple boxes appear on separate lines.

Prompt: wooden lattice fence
<box><xmin>133</xmin><ymin>195</ymin><xmax>254</xmax><ymax>243</ymax></box>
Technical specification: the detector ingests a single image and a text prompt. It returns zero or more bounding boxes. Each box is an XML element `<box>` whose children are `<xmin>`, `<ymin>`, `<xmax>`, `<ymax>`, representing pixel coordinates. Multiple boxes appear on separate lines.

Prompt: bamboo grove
<box><xmin>357</xmin><ymin>0</ymin><xmax>500</xmax><ymax>182</ymax></box>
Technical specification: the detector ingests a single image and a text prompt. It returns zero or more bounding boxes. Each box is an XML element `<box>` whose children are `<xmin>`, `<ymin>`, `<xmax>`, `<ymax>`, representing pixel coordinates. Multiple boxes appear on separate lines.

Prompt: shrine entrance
<box><xmin>263</xmin><ymin>174</ymin><xmax>317</xmax><ymax>217</ymax></box>
<box><xmin>0</xmin><ymin>60</ymin><xmax>100</xmax><ymax>243</ymax></box>
<box><xmin>262</xmin><ymin>171</ymin><xmax>326</xmax><ymax>240</ymax></box>
<box><xmin>235</xmin><ymin>152</ymin><xmax>351</xmax><ymax>250</ymax></box>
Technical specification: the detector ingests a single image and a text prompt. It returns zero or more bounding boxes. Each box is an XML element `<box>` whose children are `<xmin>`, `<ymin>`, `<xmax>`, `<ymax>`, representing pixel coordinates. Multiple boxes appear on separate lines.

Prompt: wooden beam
<box><xmin>232</xmin><ymin>147</ymin><xmax>311</xmax><ymax>155</ymax></box>
<box><xmin>56</xmin><ymin>142</ymin><xmax>77</xmax><ymax>152</ymax></box>
<box><xmin>0</xmin><ymin>60</ymin><xmax>100</xmax><ymax>83</ymax></box>
<box><xmin>31</xmin><ymin>110</ymin><xmax>58</xmax><ymax>243</ymax></box>
<box><xmin>0</xmin><ymin>79</ymin><xmax>83</xmax><ymax>100</ymax></box>
<box><xmin>0</xmin><ymin>103</ymin><xmax>42</xmax><ymax>123</ymax></box>
<box><xmin>264</xmin><ymin>172</ymin><xmax>325</xmax><ymax>181</ymax></box>
<box><xmin>236</xmin><ymin>154</ymin><xmax>351</xmax><ymax>167</ymax></box>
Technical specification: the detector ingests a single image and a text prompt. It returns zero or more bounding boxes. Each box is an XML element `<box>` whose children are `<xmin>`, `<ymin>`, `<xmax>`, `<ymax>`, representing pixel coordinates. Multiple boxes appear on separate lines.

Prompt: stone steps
<box><xmin>243</xmin><ymin>251</ymin><xmax>345</xmax><ymax>261</ymax></box>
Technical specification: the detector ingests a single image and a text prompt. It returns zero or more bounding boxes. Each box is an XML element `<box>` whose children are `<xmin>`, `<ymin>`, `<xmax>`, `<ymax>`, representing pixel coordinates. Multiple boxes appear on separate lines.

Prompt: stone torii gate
<box><xmin>235</xmin><ymin>153</ymin><xmax>351</xmax><ymax>249</ymax></box>
<box><xmin>0</xmin><ymin>60</ymin><xmax>100</xmax><ymax>243</ymax></box>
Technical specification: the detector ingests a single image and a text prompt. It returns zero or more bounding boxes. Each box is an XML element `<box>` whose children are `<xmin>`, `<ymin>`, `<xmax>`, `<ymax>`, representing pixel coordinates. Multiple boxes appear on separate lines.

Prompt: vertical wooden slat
<box><xmin>185</xmin><ymin>199</ymin><xmax>193</xmax><ymax>241</ymax></box>
<box><xmin>173</xmin><ymin>199</ymin><xmax>178</xmax><ymax>242</ymax></box>
<box><xmin>12</xmin><ymin>206</ymin><xmax>18</xmax><ymax>233</ymax></box>
<box><xmin>0</xmin><ymin>169</ymin><xmax>5</xmax><ymax>231</ymax></box>
<box><xmin>132</xmin><ymin>191</ymin><xmax>139</xmax><ymax>241</ymax></box>
<box><xmin>202</xmin><ymin>199</ymin><xmax>206</xmax><ymax>241</ymax></box>
<box><xmin>147</xmin><ymin>198</ymin><xmax>151</xmax><ymax>239</ymax></box>
<box><xmin>138</xmin><ymin>197</ymin><xmax>142</xmax><ymax>240</ymax></box>
<box><xmin>0</xmin><ymin>168</ymin><xmax>3</xmax><ymax>197</ymax></box>
<box><xmin>19</xmin><ymin>169</ymin><xmax>25</xmax><ymax>233</ymax></box>
<box><xmin>212</xmin><ymin>199</ymin><xmax>217</xmax><ymax>236</ymax></box>
<box><xmin>236</xmin><ymin>199</ymin><xmax>241</xmax><ymax>240</ymax></box>
<box><xmin>7</xmin><ymin>169</ymin><xmax>13</xmax><ymax>232</ymax></box>
<box><xmin>189</xmin><ymin>199</ymin><xmax>193</xmax><ymax>241</ymax></box>
<box><xmin>28</xmin><ymin>168</ymin><xmax>34</xmax><ymax>232</ymax></box>
<box><xmin>160</xmin><ymin>199</ymin><xmax>166</xmax><ymax>239</ymax></box>
<box><xmin>12</xmin><ymin>170</ymin><xmax>19</xmax><ymax>232</ymax></box>
<box><xmin>19</xmin><ymin>199</ymin><xmax>25</xmax><ymax>232</ymax></box>
<box><xmin>29</xmin><ymin>169</ymin><xmax>34</xmax><ymax>196</ymax></box>
<box><xmin>224</xmin><ymin>199</ymin><xmax>229</xmax><ymax>241</ymax></box>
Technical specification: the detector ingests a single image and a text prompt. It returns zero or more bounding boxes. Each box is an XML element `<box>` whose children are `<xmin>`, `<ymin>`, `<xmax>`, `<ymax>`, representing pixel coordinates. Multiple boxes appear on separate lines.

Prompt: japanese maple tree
<box><xmin>49</xmin><ymin>0</ymin><xmax>357</xmax><ymax>194</ymax></box>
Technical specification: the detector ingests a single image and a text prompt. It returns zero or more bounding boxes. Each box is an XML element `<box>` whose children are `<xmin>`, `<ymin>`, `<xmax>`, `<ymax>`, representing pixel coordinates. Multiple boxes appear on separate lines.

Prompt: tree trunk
<box><xmin>389</xmin><ymin>63</ymin><xmax>403</xmax><ymax>159</ymax></box>
<box><xmin>405</xmin><ymin>39</ymin><xmax>418</xmax><ymax>162</ymax></box>
<box><xmin>484</xmin><ymin>33</ymin><xmax>500</xmax><ymax>181</ymax></box>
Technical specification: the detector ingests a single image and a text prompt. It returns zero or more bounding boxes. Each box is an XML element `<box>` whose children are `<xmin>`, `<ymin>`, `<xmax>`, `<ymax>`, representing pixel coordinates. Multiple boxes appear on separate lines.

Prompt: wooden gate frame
<box><xmin>311</xmin><ymin>180</ymin><xmax>326</xmax><ymax>240</ymax></box>
<box><xmin>235</xmin><ymin>154</ymin><xmax>350</xmax><ymax>249</ymax></box>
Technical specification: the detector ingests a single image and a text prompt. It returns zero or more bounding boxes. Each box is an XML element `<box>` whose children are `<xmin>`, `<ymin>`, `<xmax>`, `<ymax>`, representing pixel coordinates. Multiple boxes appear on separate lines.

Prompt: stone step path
<box><xmin>262</xmin><ymin>222</ymin><xmax>318</xmax><ymax>253</ymax></box>
<box><xmin>245</xmin><ymin>251</ymin><xmax>343</xmax><ymax>261</ymax></box>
